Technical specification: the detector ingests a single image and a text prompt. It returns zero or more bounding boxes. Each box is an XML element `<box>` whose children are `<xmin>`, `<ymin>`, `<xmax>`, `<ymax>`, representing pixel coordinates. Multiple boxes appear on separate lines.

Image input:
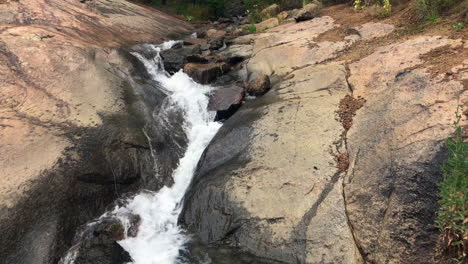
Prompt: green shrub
<box><xmin>436</xmin><ymin>110</ymin><xmax>468</xmax><ymax>263</ymax></box>
<box><xmin>413</xmin><ymin>0</ymin><xmax>465</xmax><ymax>22</ymax></box>
<box><xmin>244</xmin><ymin>24</ymin><xmax>257</xmax><ymax>33</ymax></box>
<box><xmin>453</xmin><ymin>22</ymin><xmax>465</xmax><ymax>30</ymax></box>
<box><xmin>353</xmin><ymin>0</ymin><xmax>392</xmax><ymax>17</ymax></box>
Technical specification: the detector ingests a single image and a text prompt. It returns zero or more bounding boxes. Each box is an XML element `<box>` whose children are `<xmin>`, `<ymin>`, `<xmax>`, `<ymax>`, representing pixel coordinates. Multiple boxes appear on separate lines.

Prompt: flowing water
<box><xmin>106</xmin><ymin>42</ymin><xmax>221</xmax><ymax>264</ymax></box>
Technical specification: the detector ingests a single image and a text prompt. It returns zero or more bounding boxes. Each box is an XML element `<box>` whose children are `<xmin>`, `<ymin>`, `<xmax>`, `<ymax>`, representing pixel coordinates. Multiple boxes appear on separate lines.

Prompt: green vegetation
<box><xmin>244</xmin><ymin>24</ymin><xmax>257</xmax><ymax>33</ymax></box>
<box><xmin>353</xmin><ymin>0</ymin><xmax>392</xmax><ymax>17</ymax></box>
<box><xmin>453</xmin><ymin>22</ymin><xmax>465</xmax><ymax>30</ymax></box>
<box><xmin>147</xmin><ymin>0</ymin><xmax>281</xmax><ymax>21</ymax></box>
<box><xmin>413</xmin><ymin>0</ymin><xmax>466</xmax><ymax>23</ymax></box>
<box><xmin>436</xmin><ymin>110</ymin><xmax>468</xmax><ymax>263</ymax></box>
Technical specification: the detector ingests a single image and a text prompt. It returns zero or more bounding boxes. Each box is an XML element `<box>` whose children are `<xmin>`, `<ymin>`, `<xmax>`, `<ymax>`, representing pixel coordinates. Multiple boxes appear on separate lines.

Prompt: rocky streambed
<box><xmin>0</xmin><ymin>0</ymin><xmax>467</xmax><ymax>264</ymax></box>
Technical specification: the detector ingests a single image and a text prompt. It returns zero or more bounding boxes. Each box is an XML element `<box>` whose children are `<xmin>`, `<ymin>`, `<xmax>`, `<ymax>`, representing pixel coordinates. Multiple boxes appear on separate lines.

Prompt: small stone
<box><xmin>247</xmin><ymin>74</ymin><xmax>271</xmax><ymax>96</ymax></box>
<box><xmin>277</xmin><ymin>11</ymin><xmax>289</xmax><ymax>20</ymax></box>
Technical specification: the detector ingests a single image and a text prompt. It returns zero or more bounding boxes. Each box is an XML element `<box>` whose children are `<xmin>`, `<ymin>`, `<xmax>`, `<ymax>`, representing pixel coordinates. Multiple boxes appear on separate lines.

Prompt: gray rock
<box><xmin>181</xmin><ymin>64</ymin><xmax>362</xmax><ymax>264</ymax></box>
<box><xmin>160</xmin><ymin>45</ymin><xmax>202</xmax><ymax>73</ymax></box>
<box><xmin>208</xmin><ymin>85</ymin><xmax>245</xmax><ymax>121</ymax></box>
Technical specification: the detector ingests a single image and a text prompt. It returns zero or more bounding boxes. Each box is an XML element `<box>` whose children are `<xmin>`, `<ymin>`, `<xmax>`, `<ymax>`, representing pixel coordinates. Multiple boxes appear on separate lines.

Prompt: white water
<box><xmin>109</xmin><ymin>42</ymin><xmax>221</xmax><ymax>264</ymax></box>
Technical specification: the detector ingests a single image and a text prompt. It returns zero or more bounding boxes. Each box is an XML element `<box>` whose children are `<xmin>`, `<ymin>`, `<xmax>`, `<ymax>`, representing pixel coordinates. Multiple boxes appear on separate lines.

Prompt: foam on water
<box><xmin>109</xmin><ymin>42</ymin><xmax>221</xmax><ymax>264</ymax></box>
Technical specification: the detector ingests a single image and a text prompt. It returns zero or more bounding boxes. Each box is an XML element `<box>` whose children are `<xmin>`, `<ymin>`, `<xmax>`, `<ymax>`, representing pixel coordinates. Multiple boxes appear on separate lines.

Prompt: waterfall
<box><xmin>108</xmin><ymin>42</ymin><xmax>221</xmax><ymax>264</ymax></box>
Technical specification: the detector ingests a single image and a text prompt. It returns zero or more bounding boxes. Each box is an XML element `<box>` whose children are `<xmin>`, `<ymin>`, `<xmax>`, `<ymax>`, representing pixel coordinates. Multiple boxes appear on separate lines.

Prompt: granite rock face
<box><xmin>0</xmin><ymin>0</ymin><xmax>192</xmax><ymax>262</ymax></box>
<box><xmin>181</xmin><ymin>14</ymin><xmax>467</xmax><ymax>264</ymax></box>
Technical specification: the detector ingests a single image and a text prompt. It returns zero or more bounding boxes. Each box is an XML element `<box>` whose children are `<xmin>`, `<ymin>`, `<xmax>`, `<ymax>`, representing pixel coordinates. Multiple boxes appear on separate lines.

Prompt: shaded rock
<box><xmin>295</xmin><ymin>3</ymin><xmax>320</xmax><ymax>22</ymax></box>
<box><xmin>184</xmin><ymin>62</ymin><xmax>230</xmax><ymax>84</ymax></box>
<box><xmin>181</xmin><ymin>64</ymin><xmax>362</xmax><ymax>264</ymax></box>
<box><xmin>70</xmin><ymin>218</ymin><xmax>131</xmax><ymax>264</ymax></box>
<box><xmin>261</xmin><ymin>4</ymin><xmax>280</xmax><ymax>19</ymax></box>
<box><xmin>280</xmin><ymin>0</ymin><xmax>303</xmax><ymax>10</ymax></box>
<box><xmin>255</xmin><ymin>17</ymin><xmax>279</xmax><ymax>32</ymax></box>
<box><xmin>160</xmin><ymin>45</ymin><xmax>202</xmax><ymax>73</ymax></box>
<box><xmin>186</xmin><ymin>54</ymin><xmax>209</xmax><ymax>64</ymax></box>
<box><xmin>209</xmin><ymin>37</ymin><xmax>225</xmax><ymax>50</ymax></box>
<box><xmin>208</xmin><ymin>85</ymin><xmax>245</xmax><ymax>121</ymax></box>
<box><xmin>344</xmin><ymin>36</ymin><xmax>466</xmax><ymax>264</ymax></box>
<box><xmin>246</xmin><ymin>74</ymin><xmax>271</xmax><ymax>96</ymax></box>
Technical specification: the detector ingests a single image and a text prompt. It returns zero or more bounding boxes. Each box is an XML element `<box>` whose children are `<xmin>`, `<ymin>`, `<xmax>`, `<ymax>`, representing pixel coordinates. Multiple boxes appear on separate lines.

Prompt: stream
<box><xmin>63</xmin><ymin>41</ymin><xmax>222</xmax><ymax>264</ymax></box>
<box><xmin>113</xmin><ymin>42</ymin><xmax>221</xmax><ymax>264</ymax></box>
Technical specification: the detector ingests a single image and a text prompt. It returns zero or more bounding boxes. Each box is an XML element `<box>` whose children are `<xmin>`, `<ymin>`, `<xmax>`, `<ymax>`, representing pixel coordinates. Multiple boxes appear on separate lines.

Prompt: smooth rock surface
<box><xmin>182</xmin><ymin>64</ymin><xmax>362</xmax><ymax>264</ymax></box>
<box><xmin>345</xmin><ymin>36</ymin><xmax>467</xmax><ymax>264</ymax></box>
<box><xmin>248</xmin><ymin>16</ymin><xmax>344</xmax><ymax>75</ymax></box>
<box><xmin>255</xmin><ymin>18</ymin><xmax>280</xmax><ymax>32</ymax></box>
<box><xmin>208</xmin><ymin>85</ymin><xmax>245</xmax><ymax>120</ymax></box>
<box><xmin>0</xmin><ymin>0</ymin><xmax>192</xmax><ymax>262</ymax></box>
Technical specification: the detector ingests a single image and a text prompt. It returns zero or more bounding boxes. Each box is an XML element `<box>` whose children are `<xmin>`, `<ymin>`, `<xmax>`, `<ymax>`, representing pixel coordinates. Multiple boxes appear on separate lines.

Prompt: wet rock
<box><xmin>255</xmin><ymin>17</ymin><xmax>279</xmax><ymax>32</ymax></box>
<box><xmin>71</xmin><ymin>218</ymin><xmax>132</xmax><ymax>264</ymax></box>
<box><xmin>261</xmin><ymin>4</ymin><xmax>280</xmax><ymax>19</ymax></box>
<box><xmin>186</xmin><ymin>54</ymin><xmax>209</xmax><ymax>64</ymax></box>
<box><xmin>160</xmin><ymin>45</ymin><xmax>202</xmax><ymax>73</ymax></box>
<box><xmin>295</xmin><ymin>3</ymin><xmax>320</xmax><ymax>22</ymax></box>
<box><xmin>280</xmin><ymin>0</ymin><xmax>303</xmax><ymax>10</ymax></box>
<box><xmin>184</xmin><ymin>62</ymin><xmax>230</xmax><ymax>84</ymax></box>
<box><xmin>208</xmin><ymin>85</ymin><xmax>245</xmax><ymax>121</ymax></box>
<box><xmin>246</xmin><ymin>74</ymin><xmax>271</xmax><ymax>96</ymax></box>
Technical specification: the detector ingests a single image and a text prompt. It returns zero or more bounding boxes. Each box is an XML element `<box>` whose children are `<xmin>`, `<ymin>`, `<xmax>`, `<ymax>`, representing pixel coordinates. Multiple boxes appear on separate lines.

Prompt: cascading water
<box><xmin>107</xmin><ymin>42</ymin><xmax>221</xmax><ymax>264</ymax></box>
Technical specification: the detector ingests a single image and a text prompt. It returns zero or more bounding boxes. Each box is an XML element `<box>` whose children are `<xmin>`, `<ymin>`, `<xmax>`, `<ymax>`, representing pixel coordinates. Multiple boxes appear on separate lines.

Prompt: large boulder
<box><xmin>184</xmin><ymin>62</ymin><xmax>230</xmax><ymax>84</ymax></box>
<box><xmin>208</xmin><ymin>85</ymin><xmax>245</xmax><ymax>121</ymax></box>
<box><xmin>295</xmin><ymin>3</ymin><xmax>321</xmax><ymax>22</ymax></box>
<box><xmin>160</xmin><ymin>44</ymin><xmax>202</xmax><ymax>73</ymax></box>
<box><xmin>261</xmin><ymin>4</ymin><xmax>281</xmax><ymax>19</ymax></box>
<box><xmin>181</xmin><ymin>64</ymin><xmax>362</xmax><ymax>263</ymax></box>
<box><xmin>65</xmin><ymin>218</ymin><xmax>132</xmax><ymax>264</ymax></box>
